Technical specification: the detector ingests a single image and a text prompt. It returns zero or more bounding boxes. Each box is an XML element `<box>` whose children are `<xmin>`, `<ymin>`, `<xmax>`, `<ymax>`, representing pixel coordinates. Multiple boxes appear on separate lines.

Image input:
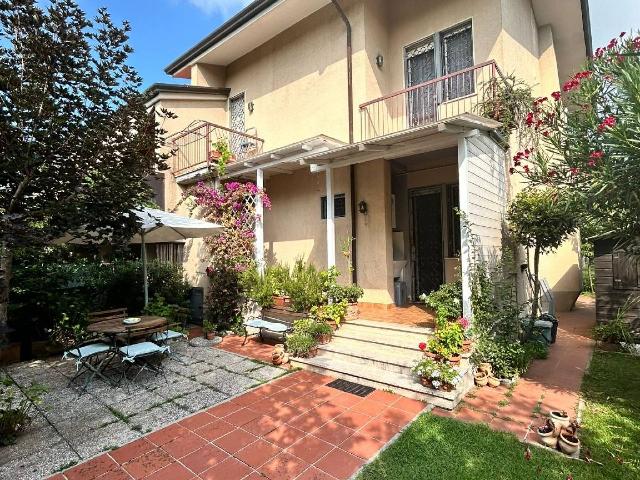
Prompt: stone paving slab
<box><xmin>0</xmin><ymin>341</ymin><xmax>286</xmax><ymax>479</ymax></box>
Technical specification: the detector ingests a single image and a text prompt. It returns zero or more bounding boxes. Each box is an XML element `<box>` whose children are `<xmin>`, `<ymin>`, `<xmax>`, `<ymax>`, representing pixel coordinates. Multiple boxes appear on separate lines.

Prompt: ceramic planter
<box><xmin>549</xmin><ymin>411</ymin><xmax>571</xmax><ymax>433</ymax></box>
<box><xmin>478</xmin><ymin>363</ymin><xmax>492</xmax><ymax>375</ymax></box>
<box><xmin>537</xmin><ymin>422</ymin><xmax>558</xmax><ymax>448</ymax></box>
<box><xmin>487</xmin><ymin>376</ymin><xmax>501</xmax><ymax>388</ymax></box>
<box><xmin>558</xmin><ymin>431</ymin><xmax>580</xmax><ymax>455</ymax></box>
<box><xmin>474</xmin><ymin>371</ymin><xmax>488</xmax><ymax>387</ymax></box>
<box><xmin>345</xmin><ymin>303</ymin><xmax>359</xmax><ymax>321</ymax></box>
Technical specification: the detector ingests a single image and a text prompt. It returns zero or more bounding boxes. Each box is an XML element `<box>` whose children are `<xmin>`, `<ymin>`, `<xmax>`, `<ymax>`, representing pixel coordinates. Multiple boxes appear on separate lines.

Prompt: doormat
<box><xmin>326</xmin><ymin>379</ymin><xmax>375</xmax><ymax>397</ymax></box>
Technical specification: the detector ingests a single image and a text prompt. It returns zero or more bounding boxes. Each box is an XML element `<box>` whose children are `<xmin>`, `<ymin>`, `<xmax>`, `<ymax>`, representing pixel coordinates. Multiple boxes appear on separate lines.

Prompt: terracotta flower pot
<box><xmin>272</xmin><ymin>295</ymin><xmax>291</xmax><ymax>308</ymax></box>
<box><xmin>206</xmin><ymin>332</ymin><xmax>216</xmax><ymax>340</ymax></box>
<box><xmin>487</xmin><ymin>376</ymin><xmax>501</xmax><ymax>388</ymax></box>
<box><xmin>441</xmin><ymin>383</ymin><xmax>454</xmax><ymax>392</ymax></box>
<box><xmin>558</xmin><ymin>431</ymin><xmax>580</xmax><ymax>455</ymax></box>
<box><xmin>209</xmin><ymin>150</ymin><xmax>222</xmax><ymax>160</ymax></box>
<box><xmin>317</xmin><ymin>333</ymin><xmax>332</xmax><ymax>345</ymax></box>
<box><xmin>537</xmin><ymin>421</ymin><xmax>558</xmax><ymax>448</ymax></box>
<box><xmin>345</xmin><ymin>303</ymin><xmax>359</xmax><ymax>321</ymax></box>
<box><xmin>447</xmin><ymin>355</ymin><xmax>461</xmax><ymax>366</ymax></box>
<box><xmin>419</xmin><ymin>376</ymin><xmax>432</xmax><ymax>388</ymax></box>
<box><xmin>462</xmin><ymin>340</ymin><xmax>472</xmax><ymax>353</ymax></box>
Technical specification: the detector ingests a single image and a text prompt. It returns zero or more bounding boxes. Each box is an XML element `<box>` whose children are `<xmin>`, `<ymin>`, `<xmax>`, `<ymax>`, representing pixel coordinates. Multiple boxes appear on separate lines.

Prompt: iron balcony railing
<box><xmin>167</xmin><ymin>120</ymin><xmax>264</xmax><ymax>176</ymax></box>
<box><xmin>359</xmin><ymin>60</ymin><xmax>504</xmax><ymax>141</ymax></box>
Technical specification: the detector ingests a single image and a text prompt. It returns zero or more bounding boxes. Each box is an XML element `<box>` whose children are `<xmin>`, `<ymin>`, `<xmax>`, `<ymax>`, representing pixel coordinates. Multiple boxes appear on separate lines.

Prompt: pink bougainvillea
<box><xmin>188</xmin><ymin>181</ymin><xmax>271</xmax><ymax>269</ymax></box>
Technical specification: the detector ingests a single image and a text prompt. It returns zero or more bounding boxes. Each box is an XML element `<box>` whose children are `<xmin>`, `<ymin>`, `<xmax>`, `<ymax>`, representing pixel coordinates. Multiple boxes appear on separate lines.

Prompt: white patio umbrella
<box><xmin>55</xmin><ymin>207</ymin><xmax>223</xmax><ymax>305</ymax></box>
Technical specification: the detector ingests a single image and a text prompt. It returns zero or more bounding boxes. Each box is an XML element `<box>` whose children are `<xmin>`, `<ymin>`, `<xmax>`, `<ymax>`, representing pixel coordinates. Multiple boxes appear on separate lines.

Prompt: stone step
<box><xmin>346</xmin><ymin>319</ymin><xmax>434</xmax><ymax>336</ymax></box>
<box><xmin>318</xmin><ymin>337</ymin><xmax>425</xmax><ymax>375</ymax></box>
<box><xmin>291</xmin><ymin>355</ymin><xmax>473</xmax><ymax>410</ymax></box>
<box><xmin>335</xmin><ymin>324</ymin><xmax>430</xmax><ymax>351</ymax></box>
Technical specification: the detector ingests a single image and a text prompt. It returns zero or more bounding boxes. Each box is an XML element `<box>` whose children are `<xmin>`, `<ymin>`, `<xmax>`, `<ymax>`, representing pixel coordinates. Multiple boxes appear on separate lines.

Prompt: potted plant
<box><xmin>328</xmin><ymin>282</ymin><xmax>364</xmax><ymax>321</ymax></box>
<box><xmin>202</xmin><ymin>319</ymin><xmax>216</xmax><ymax>340</ymax></box>
<box><xmin>558</xmin><ymin>422</ymin><xmax>580</xmax><ymax>455</ymax></box>
<box><xmin>427</xmin><ymin>321</ymin><xmax>464</xmax><ymax>365</ymax></box>
<box><xmin>458</xmin><ymin>317</ymin><xmax>473</xmax><ymax>354</ymax></box>
<box><xmin>411</xmin><ymin>358</ymin><xmax>461</xmax><ymax>391</ymax></box>
<box><xmin>549</xmin><ymin>410</ymin><xmax>571</xmax><ymax>433</ymax></box>
<box><xmin>311</xmin><ymin>301</ymin><xmax>347</xmax><ymax>330</ymax></box>
<box><xmin>487</xmin><ymin>376</ymin><xmax>501</xmax><ymax>388</ymax></box>
<box><xmin>474</xmin><ymin>370</ymin><xmax>488</xmax><ymax>386</ymax></box>
<box><xmin>293</xmin><ymin>318</ymin><xmax>333</xmax><ymax>345</ymax></box>
<box><xmin>537</xmin><ymin>419</ymin><xmax>558</xmax><ymax>448</ymax></box>
<box><xmin>285</xmin><ymin>332</ymin><xmax>317</xmax><ymax>358</ymax></box>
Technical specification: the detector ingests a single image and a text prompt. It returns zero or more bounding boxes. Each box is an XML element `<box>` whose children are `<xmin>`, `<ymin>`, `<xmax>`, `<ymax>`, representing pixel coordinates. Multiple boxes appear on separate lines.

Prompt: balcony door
<box><xmin>404</xmin><ymin>21</ymin><xmax>474</xmax><ymax>127</ymax></box>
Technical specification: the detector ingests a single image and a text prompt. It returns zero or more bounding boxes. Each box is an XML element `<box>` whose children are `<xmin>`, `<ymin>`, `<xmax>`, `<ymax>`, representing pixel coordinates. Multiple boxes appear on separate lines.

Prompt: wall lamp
<box><xmin>358</xmin><ymin>200</ymin><xmax>368</xmax><ymax>215</ymax></box>
<box><xmin>375</xmin><ymin>54</ymin><xmax>384</xmax><ymax>68</ymax></box>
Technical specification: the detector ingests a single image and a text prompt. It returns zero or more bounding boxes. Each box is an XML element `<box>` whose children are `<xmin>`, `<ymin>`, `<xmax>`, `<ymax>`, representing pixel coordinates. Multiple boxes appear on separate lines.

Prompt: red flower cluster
<box><xmin>418</xmin><ymin>342</ymin><xmax>427</xmax><ymax>351</ymax></box>
<box><xmin>570</xmin><ymin>167</ymin><xmax>580</xmax><ymax>175</ymax></box>
<box><xmin>513</xmin><ymin>149</ymin><xmax>533</xmax><ymax>166</ymax></box>
<box><xmin>551</xmin><ymin>91</ymin><xmax>562</xmax><ymax>101</ymax></box>
<box><xmin>597</xmin><ymin>115</ymin><xmax>616</xmax><ymax>132</ymax></box>
<box><xmin>562</xmin><ymin>70</ymin><xmax>592</xmax><ymax>92</ymax></box>
<box><xmin>588</xmin><ymin>150</ymin><xmax>604</xmax><ymax>168</ymax></box>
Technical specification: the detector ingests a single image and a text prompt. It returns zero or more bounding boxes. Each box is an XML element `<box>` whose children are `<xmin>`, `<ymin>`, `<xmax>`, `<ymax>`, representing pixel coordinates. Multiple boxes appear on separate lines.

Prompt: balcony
<box><xmin>167</xmin><ymin>120</ymin><xmax>264</xmax><ymax>177</ymax></box>
<box><xmin>359</xmin><ymin>61</ymin><xmax>504</xmax><ymax>141</ymax></box>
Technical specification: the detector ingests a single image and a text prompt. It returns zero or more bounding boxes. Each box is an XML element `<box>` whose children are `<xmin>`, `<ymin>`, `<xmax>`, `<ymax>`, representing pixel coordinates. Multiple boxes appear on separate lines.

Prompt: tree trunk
<box><xmin>531</xmin><ymin>245</ymin><xmax>541</xmax><ymax>319</ymax></box>
<box><xmin>0</xmin><ymin>241</ymin><xmax>12</xmax><ymax>346</ymax></box>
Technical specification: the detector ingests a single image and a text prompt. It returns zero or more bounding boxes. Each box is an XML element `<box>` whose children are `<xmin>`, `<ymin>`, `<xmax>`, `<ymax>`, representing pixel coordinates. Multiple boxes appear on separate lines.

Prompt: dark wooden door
<box><xmin>412</xmin><ymin>190</ymin><xmax>443</xmax><ymax>297</ymax></box>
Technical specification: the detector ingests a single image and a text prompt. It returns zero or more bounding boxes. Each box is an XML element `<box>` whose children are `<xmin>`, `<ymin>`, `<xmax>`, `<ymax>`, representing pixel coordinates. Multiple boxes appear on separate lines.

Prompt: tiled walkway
<box><xmin>52</xmin><ymin>370</ymin><xmax>427</xmax><ymax>480</ymax></box>
<box><xmin>432</xmin><ymin>296</ymin><xmax>596</xmax><ymax>442</ymax></box>
<box><xmin>217</xmin><ymin>336</ymin><xmax>283</xmax><ymax>365</ymax></box>
<box><xmin>357</xmin><ymin>303</ymin><xmax>435</xmax><ymax>327</ymax></box>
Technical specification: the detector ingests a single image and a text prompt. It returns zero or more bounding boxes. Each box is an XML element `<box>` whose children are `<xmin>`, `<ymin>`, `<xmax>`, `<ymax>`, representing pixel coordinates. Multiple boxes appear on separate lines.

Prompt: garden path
<box><xmin>431</xmin><ymin>295</ymin><xmax>597</xmax><ymax>442</ymax></box>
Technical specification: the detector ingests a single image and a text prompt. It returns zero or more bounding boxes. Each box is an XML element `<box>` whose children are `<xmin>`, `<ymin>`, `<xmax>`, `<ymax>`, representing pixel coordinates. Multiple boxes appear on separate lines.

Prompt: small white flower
<box><xmin>431</xmin><ymin>380</ymin><xmax>442</xmax><ymax>389</ymax></box>
<box><xmin>432</xmin><ymin>370</ymin><xmax>441</xmax><ymax>378</ymax></box>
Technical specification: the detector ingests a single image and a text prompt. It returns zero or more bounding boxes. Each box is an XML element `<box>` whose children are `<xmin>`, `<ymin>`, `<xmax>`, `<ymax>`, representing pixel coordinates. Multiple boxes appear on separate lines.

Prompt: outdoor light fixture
<box><xmin>358</xmin><ymin>200</ymin><xmax>368</xmax><ymax>215</ymax></box>
<box><xmin>247</xmin><ymin>101</ymin><xmax>255</xmax><ymax>113</ymax></box>
<box><xmin>375</xmin><ymin>54</ymin><xmax>384</xmax><ymax>68</ymax></box>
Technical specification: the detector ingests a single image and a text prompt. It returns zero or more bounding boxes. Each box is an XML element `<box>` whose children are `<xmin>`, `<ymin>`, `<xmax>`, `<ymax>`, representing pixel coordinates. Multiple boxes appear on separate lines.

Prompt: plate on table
<box><xmin>123</xmin><ymin>317</ymin><xmax>141</xmax><ymax>325</ymax></box>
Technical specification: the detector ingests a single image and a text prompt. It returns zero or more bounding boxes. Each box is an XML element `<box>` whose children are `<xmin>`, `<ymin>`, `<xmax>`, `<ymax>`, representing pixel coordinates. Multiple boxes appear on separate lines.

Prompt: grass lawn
<box><xmin>358</xmin><ymin>351</ymin><xmax>640</xmax><ymax>480</ymax></box>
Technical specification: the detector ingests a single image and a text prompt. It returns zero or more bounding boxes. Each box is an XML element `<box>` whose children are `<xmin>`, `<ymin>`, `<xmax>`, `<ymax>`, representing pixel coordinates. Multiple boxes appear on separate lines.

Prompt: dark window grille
<box><xmin>321</xmin><ymin>193</ymin><xmax>346</xmax><ymax>219</ymax></box>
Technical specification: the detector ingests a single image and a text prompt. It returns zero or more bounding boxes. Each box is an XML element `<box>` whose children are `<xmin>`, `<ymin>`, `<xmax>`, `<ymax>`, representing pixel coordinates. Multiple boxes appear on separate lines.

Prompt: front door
<box><xmin>411</xmin><ymin>188</ymin><xmax>443</xmax><ymax>297</ymax></box>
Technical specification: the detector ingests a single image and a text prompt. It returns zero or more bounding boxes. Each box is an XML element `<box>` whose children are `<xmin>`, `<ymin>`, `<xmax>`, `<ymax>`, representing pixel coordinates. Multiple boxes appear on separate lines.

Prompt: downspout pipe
<box><xmin>330</xmin><ymin>0</ymin><xmax>358</xmax><ymax>284</ymax></box>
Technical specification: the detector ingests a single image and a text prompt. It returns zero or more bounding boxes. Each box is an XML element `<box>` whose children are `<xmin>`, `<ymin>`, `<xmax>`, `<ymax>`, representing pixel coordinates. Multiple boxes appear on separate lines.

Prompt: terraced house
<box><xmin>147</xmin><ymin>0</ymin><xmax>591</xmax><ymax>402</ymax></box>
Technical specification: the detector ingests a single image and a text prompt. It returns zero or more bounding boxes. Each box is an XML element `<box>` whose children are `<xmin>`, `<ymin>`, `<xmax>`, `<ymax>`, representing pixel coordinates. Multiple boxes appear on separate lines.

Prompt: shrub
<box><xmin>328</xmin><ymin>283</ymin><xmax>364</xmax><ymax>303</ymax></box>
<box><xmin>524</xmin><ymin>341</ymin><xmax>549</xmax><ymax>360</ymax></box>
<box><xmin>293</xmin><ymin>318</ymin><xmax>332</xmax><ymax>339</ymax></box>
<box><xmin>0</xmin><ymin>376</ymin><xmax>47</xmax><ymax>446</ymax></box>
<box><xmin>240</xmin><ymin>267</ymin><xmax>274</xmax><ymax>308</ymax></box>
<box><xmin>472</xmin><ymin>340</ymin><xmax>529</xmax><ymax>380</ymax></box>
<box><xmin>287</xmin><ymin>259</ymin><xmax>324</xmax><ymax>312</ymax></box>
<box><xmin>428</xmin><ymin>321</ymin><xmax>464</xmax><ymax>358</ymax></box>
<box><xmin>204</xmin><ymin>263</ymin><xmax>242</xmax><ymax>333</ymax></box>
<box><xmin>143</xmin><ymin>294</ymin><xmax>190</xmax><ymax>326</ymax></box>
<box><xmin>310</xmin><ymin>301</ymin><xmax>347</xmax><ymax>327</ymax></box>
<box><xmin>593</xmin><ymin>318</ymin><xmax>633</xmax><ymax>344</ymax></box>
<box><xmin>420</xmin><ymin>281</ymin><xmax>462</xmax><ymax>327</ymax></box>
<box><xmin>285</xmin><ymin>332</ymin><xmax>316</xmax><ymax>357</ymax></box>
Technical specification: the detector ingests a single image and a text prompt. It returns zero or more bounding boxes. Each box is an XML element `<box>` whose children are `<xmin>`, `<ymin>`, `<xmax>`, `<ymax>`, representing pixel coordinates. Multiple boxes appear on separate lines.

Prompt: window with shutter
<box><xmin>321</xmin><ymin>194</ymin><xmax>346</xmax><ymax>219</ymax></box>
<box><xmin>612</xmin><ymin>250</ymin><xmax>638</xmax><ymax>289</ymax></box>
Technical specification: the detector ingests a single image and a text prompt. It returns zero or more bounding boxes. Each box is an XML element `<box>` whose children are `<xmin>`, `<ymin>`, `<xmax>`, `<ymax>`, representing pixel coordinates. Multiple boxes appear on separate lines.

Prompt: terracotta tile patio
<box><xmin>432</xmin><ymin>295</ymin><xmax>596</xmax><ymax>443</ymax></box>
<box><xmin>51</xmin><ymin>370</ymin><xmax>428</xmax><ymax>480</ymax></box>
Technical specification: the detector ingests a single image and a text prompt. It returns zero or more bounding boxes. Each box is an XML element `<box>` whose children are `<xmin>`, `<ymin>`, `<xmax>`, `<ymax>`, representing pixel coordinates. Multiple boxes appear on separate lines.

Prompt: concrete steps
<box><xmin>291</xmin><ymin>319</ymin><xmax>473</xmax><ymax>410</ymax></box>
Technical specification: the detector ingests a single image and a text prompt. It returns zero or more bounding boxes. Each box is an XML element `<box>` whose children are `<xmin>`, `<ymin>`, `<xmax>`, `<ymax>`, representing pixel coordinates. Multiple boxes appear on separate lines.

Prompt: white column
<box><xmin>326</xmin><ymin>167</ymin><xmax>336</xmax><ymax>268</ymax></box>
<box><xmin>457</xmin><ymin>135</ymin><xmax>472</xmax><ymax>319</ymax></box>
<box><xmin>255</xmin><ymin>168</ymin><xmax>265</xmax><ymax>275</ymax></box>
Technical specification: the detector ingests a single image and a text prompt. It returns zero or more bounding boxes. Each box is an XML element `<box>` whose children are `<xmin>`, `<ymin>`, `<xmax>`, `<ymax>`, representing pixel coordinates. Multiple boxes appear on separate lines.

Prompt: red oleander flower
<box><xmin>525</xmin><ymin>112</ymin><xmax>534</xmax><ymax>126</ymax></box>
<box><xmin>548</xmin><ymin>170</ymin><xmax>556</xmax><ymax>177</ymax></box>
<box><xmin>598</xmin><ymin>115</ymin><xmax>616</xmax><ymax>132</ymax></box>
<box><xmin>588</xmin><ymin>160</ymin><xmax>597</xmax><ymax>167</ymax></box>
<box><xmin>570</xmin><ymin>167</ymin><xmax>580</xmax><ymax>175</ymax></box>
<box><xmin>418</xmin><ymin>342</ymin><xmax>427</xmax><ymax>351</ymax></box>
<box><xmin>590</xmin><ymin>150</ymin><xmax>604</xmax><ymax>159</ymax></box>
<box><xmin>523</xmin><ymin>165</ymin><xmax>530</xmax><ymax>174</ymax></box>
<box><xmin>620</xmin><ymin>31</ymin><xmax>626</xmax><ymax>38</ymax></box>
<box><xmin>542</xmin><ymin>131</ymin><xmax>550</xmax><ymax>137</ymax></box>
<box><xmin>551</xmin><ymin>91</ymin><xmax>561</xmax><ymax>101</ymax></box>
<box><xmin>509</xmin><ymin>167</ymin><xmax>516</xmax><ymax>175</ymax></box>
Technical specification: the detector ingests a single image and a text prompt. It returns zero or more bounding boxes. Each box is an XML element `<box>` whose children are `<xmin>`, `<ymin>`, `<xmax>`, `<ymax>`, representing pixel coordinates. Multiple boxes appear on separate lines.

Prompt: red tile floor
<box><xmin>432</xmin><ymin>296</ymin><xmax>597</xmax><ymax>443</ymax></box>
<box><xmin>216</xmin><ymin>336</ymin><xmax>285</xmax><ymax>365</ymax></box>
<box><xmin>51</xmin><ymin>370</ymin><xmax>427</xmax><ymax>480</ymax></box>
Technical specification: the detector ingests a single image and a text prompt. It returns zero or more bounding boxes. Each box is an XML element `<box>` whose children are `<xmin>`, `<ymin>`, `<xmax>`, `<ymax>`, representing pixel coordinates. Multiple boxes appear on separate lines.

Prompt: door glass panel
<box><xmin>442</xmin><ymin>23</ymin><xmax>473</xmax><ymax>99</ymax></box>
<box><xmin>229</xmin><ymin>93</ymin><xmax>245</xmax><ymax>155</ymax></box>
<box><xmin>406</xmin><ymin>39</ymin><xmax>437</xmax><ymax>126</ymax></box>
<box><xmin>412</xmin><ymin>190</ymin><xmax>443</xmax><ymax>297</ymax></box>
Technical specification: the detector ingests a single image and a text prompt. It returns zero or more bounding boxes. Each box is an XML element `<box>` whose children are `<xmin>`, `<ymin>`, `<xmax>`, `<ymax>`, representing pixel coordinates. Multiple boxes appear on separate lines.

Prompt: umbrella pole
<box><xmin>142</xmin><ymin>231</ymin><xmax>149</xmax><ymax>306</ymax></box>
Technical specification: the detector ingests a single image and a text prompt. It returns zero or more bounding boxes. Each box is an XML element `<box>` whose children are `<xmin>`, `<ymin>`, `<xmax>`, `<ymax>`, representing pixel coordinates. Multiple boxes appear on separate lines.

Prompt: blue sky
<box><xmin>77</xmin><ymin>0</ymin><xmax>640</xmax><ymax>89</ymax></box>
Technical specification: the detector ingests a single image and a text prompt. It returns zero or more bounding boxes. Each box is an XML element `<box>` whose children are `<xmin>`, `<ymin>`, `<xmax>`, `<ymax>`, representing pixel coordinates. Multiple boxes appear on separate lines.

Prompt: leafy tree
<box><xmin>509</xmin><ymin>32</ymin><xmax>640</xmax><ymax>250</ymax></box>
<box><xmin>507</xmin><ymin>188</ymin><xmax>577</xmax><ymax>318</ymax></box>
<box><xmin>0</xmin><ymin>0</ymin><xmax>170</xmax><ymax>342</ymax></box>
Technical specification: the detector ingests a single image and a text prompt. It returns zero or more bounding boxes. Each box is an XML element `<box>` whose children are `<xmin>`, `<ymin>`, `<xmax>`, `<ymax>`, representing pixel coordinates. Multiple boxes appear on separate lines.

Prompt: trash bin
<box><xmin>533</xmin><ymin>319</ymin><xmax>554</xmax><ymax>344</ymax></box>
<box><xmin>538</xmin><ymin>313</ymin><xmax>559</xmax><ymax>344</ymax></box>
<box><xmin>394</xmin><ymin>280</ymin><xmax>407</xmax><ymax>307</ymax></box>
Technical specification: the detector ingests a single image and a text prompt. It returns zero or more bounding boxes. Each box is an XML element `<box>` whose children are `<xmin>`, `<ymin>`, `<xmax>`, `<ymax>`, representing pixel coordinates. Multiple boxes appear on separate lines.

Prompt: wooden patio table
<box><xmin>87</xmin><ymin>315</ymin><xmax>168</xmax><ymax>335</ymax></box>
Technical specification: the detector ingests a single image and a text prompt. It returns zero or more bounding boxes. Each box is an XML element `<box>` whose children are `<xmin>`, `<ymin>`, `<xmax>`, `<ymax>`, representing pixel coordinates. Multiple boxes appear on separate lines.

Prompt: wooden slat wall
<box><xmin>594</xmin><ymin>239</ymin><xmax>640</xmax><ymax>330</ymax></box>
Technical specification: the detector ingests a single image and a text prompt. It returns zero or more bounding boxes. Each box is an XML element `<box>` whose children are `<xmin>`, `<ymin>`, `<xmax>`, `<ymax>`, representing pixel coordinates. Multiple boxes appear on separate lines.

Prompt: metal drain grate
<box><xmin>326</xmin><ymin>379</ymin><xmax>375</xmax><ymax>397</ymax></box>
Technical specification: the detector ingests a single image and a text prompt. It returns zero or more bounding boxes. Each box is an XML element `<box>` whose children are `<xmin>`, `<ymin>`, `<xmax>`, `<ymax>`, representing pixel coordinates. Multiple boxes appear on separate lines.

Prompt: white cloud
<box><xmin>186</xmin><ymin>0</ymin><xmax>254</xmax><ymax>17</ymax></box>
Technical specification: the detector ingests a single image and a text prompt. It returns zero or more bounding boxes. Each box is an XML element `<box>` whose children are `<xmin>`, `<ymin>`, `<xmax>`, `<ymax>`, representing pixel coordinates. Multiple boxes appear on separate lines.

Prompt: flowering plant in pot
<box><xmin>285</xmin><ymin>332</ymin><xmax>318</xmax><ymax>358</ymax></box>
<box><xmin>426</xmin><ymin>322</ymin><xmax>464</xmax><ymax>364</ymax></box>
<box><xmin>458</xmin><ymin>316</ymin><xmax>473</xmax><ymax>354</ymax></box>
<box><xmin>558</xmin><ymin>421</ymin><xmax>581</xmax><ymax>455</ymax></box>
<box><xmin>412</xmin><ymin>358</ymin><xmax>461</xmax><ymax>391</ymax></box>
<box><xmin>537</xmin><ymin>418</ymin><xmax>558</xmax><ymax>448</ymax></box>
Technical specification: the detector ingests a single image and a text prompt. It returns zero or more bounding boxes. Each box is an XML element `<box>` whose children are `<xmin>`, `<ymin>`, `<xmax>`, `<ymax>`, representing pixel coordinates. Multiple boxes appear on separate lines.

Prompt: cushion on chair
<box><xmin>151</xmin><ymin>330</ymin><xmax>186</xmax><ymax>342</ymax></box>
<box><xmin>119</xmin><ymin>342</ymin><xmax>169</xmax><ymax>362</ymax></box>
<box><xmin>244</xmin><ymin>319</ymin><xmax>288</xmax><ymax>333</ymax></box>
<box><xmin>63</xmin><ymin>343</ymin><xmax>111</xmax><ymax>360</ymax></box>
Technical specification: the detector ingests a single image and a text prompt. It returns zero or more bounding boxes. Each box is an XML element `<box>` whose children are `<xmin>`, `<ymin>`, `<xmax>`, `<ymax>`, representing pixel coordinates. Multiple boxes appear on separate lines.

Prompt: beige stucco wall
<box><xmin>158</xmin><ymin>0</ymin><xmax>584</xmax><ymax>307</ymax></box>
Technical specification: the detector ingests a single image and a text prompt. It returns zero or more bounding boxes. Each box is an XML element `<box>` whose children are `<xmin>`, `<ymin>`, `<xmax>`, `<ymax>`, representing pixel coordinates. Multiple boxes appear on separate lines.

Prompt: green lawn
<box><xmin>358</xmin><ymin>351</ymin><xmax>640</xmax><ymax>480</ymax></box>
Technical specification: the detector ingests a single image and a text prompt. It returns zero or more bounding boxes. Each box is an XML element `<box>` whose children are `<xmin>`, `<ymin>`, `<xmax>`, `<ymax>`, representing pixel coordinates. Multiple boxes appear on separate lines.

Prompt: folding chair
<box><xmin>63</xmin><ymin>340</ymin><xmax>116</xmax><ymax>394</ymax></box>
<box><xmin>118</xmin><ymin>325</ymin><xmax>170</xmax><ymax>391</ymax></box>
